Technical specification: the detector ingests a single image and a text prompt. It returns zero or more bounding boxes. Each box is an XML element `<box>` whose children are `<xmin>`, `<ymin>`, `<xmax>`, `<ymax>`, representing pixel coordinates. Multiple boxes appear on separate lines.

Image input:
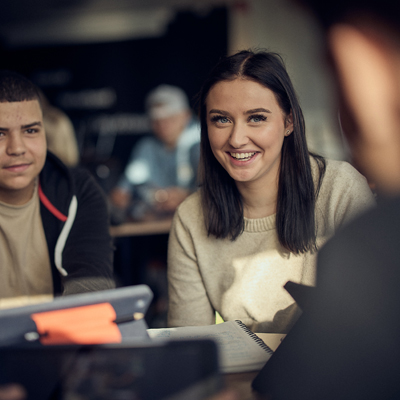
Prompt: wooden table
<box><xmin>110</xmin><ymin>218</ymin><xmax>173</xmax><ymax>237</ymax></box>
<box><xmin>224</xmin><ymin>371</ymin><xmax>261</xmax><ymax>400</ymax></box>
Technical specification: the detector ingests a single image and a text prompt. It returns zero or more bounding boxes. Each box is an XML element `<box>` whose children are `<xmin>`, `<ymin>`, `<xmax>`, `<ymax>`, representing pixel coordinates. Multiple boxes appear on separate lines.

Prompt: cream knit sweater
<box><xmin>167</xmin><ymin>159</ymin><xmax>376</xmax><ymax>333</ymax></box>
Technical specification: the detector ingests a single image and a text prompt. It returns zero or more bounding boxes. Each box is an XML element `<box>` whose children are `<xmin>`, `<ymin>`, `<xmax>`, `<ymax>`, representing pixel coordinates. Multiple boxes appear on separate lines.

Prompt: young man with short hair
<box><xmin>0</xmin><ymin>71</ymin><xmax>115</xmax><ymax>309</ymax></box>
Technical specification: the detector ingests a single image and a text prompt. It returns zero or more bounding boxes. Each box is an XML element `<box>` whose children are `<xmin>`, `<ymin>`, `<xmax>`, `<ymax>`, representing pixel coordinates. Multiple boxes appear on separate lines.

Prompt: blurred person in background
<box><xmin>110</xmin><ymin>84</ymin><xmax>200</xmax><ymax>223</ymax></box>
<box><xmin>39</xmin><ymin>90</ymin><xmax>80</xmax><ymax>168</ymax></box>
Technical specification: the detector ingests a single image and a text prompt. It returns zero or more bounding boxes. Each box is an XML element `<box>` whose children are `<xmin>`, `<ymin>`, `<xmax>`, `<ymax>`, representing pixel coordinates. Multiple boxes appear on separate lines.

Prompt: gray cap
<box><xmin>145</xmin><ymin>84</ymin><xmax>189</xmax><ymax>120</ymax></box>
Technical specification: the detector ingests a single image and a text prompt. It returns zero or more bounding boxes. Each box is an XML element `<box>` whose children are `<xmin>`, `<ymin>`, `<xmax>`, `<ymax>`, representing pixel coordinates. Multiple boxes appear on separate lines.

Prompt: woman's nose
<box><xmin>228</xmin><ymin>125</ymin><xmax>249</xmax><ymax>148</ymax></box>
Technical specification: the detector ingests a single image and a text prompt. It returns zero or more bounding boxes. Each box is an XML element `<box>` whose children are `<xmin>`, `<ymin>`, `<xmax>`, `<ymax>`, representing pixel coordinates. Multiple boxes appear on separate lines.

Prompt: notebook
<box><xmin>0</xmin><ymin>284</ymin><xmax>153</xmax><ymax>346</ymax></box>
<box><xmin>148</xmin><ymin>319</ymin><xmax>274</xmax><ymax>373</ymax></box>
<box><xmin>0</xmin><ymin>339</ymin><xmax>222</xmax><ymax>400</ymax></box>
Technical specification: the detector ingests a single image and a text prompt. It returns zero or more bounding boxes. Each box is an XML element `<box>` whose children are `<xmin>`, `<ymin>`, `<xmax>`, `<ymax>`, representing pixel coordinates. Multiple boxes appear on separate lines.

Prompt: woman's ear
<box><xmin>285</xmin><ymin>110</ymin><xmax>294</xmax><ymax>135</ymax></box>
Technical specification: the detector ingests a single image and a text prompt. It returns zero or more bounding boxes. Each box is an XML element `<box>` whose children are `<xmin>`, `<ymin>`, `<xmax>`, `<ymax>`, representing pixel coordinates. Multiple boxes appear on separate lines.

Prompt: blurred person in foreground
<box><xmin>0</xmin><ymin>71</ymin><xmax>114</xmax><ymax>310</ymax></box>
<box><xmin>251</xmin><ymin>1</ymin><xmax>400</xmax><ymax>399</ymax></box>
<box><xmin>110</xmin><ymin>84</ymin><xmax>200</xmax><ymax>223</ymax></box>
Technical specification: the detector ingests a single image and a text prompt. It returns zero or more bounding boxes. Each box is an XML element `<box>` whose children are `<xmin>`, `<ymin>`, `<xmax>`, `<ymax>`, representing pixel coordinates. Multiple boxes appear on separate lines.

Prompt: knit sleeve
<box><xmin>316</xmin><ymin>160</ymin><xmax>376</xmax><ymax>234</ymax></box>
<box><xmin>167</xmin><ymin>197</ymin><xmax>215</xmax><ymax>327</ymax></box>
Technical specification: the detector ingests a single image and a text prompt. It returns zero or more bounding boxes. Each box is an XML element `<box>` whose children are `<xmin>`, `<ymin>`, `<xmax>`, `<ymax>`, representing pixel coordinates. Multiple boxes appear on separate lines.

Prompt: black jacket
<box><xmin>39</xmin><ymin>152</ymin><xmax>115</xmax><ymax>295</ymax></box>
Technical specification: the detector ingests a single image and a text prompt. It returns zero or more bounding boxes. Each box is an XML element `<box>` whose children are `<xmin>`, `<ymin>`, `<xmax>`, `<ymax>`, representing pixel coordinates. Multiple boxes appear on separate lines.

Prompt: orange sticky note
<box><xmin>31</xmin><ymin>303</ymin><xmax>122</xmax><ymax>345</ymax></box>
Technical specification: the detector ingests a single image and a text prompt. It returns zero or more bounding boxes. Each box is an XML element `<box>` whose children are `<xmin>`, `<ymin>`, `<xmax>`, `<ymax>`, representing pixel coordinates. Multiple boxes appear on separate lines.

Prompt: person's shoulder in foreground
<box><xmin>254</xmin><ymin>196</ymin><xmax>400</xmax><ymax>400</ymax></box>
<box><xmin>253</xmin><ymin>0</ymin><xmax>400</xmax><ymax>398</ymax></box>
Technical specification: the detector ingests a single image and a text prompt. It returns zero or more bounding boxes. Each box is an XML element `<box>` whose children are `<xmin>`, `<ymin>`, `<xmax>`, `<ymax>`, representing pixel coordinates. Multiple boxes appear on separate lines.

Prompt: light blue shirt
<box><xmin>117</xmin><ymin>119</ymin><xmax>200</xmax><ymax>206</ymax></box>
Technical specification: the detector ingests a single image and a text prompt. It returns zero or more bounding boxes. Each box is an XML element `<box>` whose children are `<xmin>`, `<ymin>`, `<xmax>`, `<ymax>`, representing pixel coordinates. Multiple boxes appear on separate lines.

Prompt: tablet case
<box><xmin>0</xmin><ymin>284</ymin><xmax>153</xmax><ymax>346</ymax></box>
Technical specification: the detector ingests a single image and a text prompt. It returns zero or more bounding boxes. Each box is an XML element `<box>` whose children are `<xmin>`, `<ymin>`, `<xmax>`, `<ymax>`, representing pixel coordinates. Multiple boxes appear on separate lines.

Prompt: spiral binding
<box><xmin>234</xmin><ymin>320</ymin><xmax>274</xmax><ymax>355</ymax></box>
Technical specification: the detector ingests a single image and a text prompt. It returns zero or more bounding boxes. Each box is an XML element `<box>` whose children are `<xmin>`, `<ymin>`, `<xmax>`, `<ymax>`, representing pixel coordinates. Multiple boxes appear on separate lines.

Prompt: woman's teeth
<box><xmin>230</xmin><ymin>152</ymin><xmax>256</xmax><ymax>160</ymax></box>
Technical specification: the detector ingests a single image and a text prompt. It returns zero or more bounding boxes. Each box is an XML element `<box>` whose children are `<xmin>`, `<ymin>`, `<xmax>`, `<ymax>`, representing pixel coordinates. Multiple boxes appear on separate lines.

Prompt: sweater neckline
<box><xmin>243</xmin><ymin>213</ymin><xmax>276</xmax><ymax>232</ymax></box>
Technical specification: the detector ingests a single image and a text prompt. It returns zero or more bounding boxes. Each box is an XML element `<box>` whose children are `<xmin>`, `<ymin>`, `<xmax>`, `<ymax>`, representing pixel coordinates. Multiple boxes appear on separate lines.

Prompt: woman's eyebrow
<box><xmin>245</xmin><ymin>108</ymin><xmax>271</xmax><ymax>114</ymax></box>
<box><xmin>209</xmin><ymin>109</ymin><xmax>229</xmax><ymax>115</ymax></box>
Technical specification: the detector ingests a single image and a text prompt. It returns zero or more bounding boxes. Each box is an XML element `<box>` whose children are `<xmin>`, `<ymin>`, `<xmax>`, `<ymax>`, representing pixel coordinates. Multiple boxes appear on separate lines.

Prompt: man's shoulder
<box><xmin>42</xmin><ymin>153</ymin><xmax>105</xmax><ymax>202</ymax></box>
<box><xmin>69</xmin><ymin>167</ymin><xmax>106</xmax><ymax>202</ymax></box>
<box><xmin>43</xmin><ymin>155</ymin><xmax>93</xmax><ymax>189</ymax></box>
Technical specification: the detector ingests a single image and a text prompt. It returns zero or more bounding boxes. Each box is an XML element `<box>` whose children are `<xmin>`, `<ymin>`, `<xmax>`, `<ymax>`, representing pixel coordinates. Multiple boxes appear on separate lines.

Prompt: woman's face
<box><xmin>206</xmin><ymin>79</ymin><xmax>292</xmax><ymax>188</ymax></box>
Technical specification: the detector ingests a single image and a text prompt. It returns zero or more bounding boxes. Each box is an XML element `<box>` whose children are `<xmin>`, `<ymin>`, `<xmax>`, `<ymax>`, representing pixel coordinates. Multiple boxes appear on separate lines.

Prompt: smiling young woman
<box><xmin>167</xmin><ymin>50</ymin><xmax>376</xmax><ymax>333</ymax></box>
<box><xmin>206</xmin><ymin>78</ymin><xmax>292</xmax><ymax>219</ymax></box>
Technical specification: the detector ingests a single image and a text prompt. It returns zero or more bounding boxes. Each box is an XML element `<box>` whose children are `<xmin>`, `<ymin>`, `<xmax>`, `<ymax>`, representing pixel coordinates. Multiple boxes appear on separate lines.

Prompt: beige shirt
<box><xmin>168</xmin><ymin>159</ymin><xmax>376</xmax><ymax>333</ymax></box>
<box><xmin>0</xmin><ymin>183</ymin><xmax>53</xmax><ymax>309</ymax></box>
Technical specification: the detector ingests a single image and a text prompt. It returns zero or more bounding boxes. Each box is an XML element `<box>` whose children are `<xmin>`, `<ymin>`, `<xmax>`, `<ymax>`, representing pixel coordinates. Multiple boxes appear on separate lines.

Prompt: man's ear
<box><xmin>328</xmin><ymin>23</ymin><xmax>399</xmax><ymax>142</ymax></box>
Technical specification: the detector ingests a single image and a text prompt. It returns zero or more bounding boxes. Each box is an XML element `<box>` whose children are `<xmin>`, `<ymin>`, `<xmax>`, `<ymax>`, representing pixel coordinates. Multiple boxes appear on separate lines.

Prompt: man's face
<box><xmin>0</xmin><ymin>100</ymin><xmax>47</xmax><ymax>205</ymax></box>
<box><xmin>151</xmin><ymin>110</ymin><xmax>190</xmax><ymax>149</ymax></box>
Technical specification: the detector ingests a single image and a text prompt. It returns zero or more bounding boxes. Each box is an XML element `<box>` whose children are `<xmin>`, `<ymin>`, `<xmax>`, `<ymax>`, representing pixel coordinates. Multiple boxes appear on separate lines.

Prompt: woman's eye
<box><xmin>249</xmin><ymin>114</ymin><xmax>267</xmax><ymax>123</ymax></box>
<box><xmin>211</xmin><ymin>115</ymin><xmax>230</xmax><ymax>124</ymax></box>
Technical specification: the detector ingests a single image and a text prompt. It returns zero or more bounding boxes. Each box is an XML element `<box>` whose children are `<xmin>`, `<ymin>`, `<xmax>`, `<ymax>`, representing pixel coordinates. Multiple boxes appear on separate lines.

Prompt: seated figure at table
<box><xmin>167</xmin><ymin>50</ymin><xmax>376</xmax><ymax>333</ymax></box>
<box><xmin>0</xmin><ymin>70</ymin><xmax>115</xmax><ymax>309</ymax></box>
<box><xmin>110</xmin><ymin>84</ymin><xmax>200</xmax><ymax>223</ymax></box>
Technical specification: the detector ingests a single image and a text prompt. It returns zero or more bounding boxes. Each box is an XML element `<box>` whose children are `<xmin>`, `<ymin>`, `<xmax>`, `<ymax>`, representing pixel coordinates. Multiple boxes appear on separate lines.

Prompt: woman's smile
<box><xmin>229</xmin><ymin>152</ymin><xmax>257</xmax><ymax>161</ymax></box>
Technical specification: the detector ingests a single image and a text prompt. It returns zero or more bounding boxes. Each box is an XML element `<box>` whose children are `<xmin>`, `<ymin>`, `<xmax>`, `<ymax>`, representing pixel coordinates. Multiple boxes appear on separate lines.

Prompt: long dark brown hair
<box><xmin>197</xmin><ymin>50</ymin><xmax>325</xmax><ymax>254</ymax></box>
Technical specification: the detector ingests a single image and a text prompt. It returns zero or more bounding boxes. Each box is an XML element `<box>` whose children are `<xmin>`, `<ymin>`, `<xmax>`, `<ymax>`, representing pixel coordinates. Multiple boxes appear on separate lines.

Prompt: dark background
<box><xmin>0</xmin><ymin>7</ymin><xmax>228</xmax><ymax>193</ymax></box>
<box><xmin>0</xmin><ymin>6</ymin><xmax>228</xmax><ymax>324</ymax></box>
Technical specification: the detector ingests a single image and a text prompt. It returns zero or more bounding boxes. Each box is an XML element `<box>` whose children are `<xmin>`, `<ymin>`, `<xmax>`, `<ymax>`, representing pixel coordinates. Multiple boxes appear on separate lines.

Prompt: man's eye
<box><xmin>26</xmin><ymin>129</ymin><xmax>38</xmax><ymax>134</ymax></box>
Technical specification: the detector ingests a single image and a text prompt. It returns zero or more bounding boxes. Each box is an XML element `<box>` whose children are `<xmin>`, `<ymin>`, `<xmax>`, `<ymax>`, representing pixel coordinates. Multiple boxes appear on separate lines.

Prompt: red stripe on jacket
<box><xmin>38</xmin><ymin>183</ymin><xmax>68</xmax><ymax>222</ymax></box>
